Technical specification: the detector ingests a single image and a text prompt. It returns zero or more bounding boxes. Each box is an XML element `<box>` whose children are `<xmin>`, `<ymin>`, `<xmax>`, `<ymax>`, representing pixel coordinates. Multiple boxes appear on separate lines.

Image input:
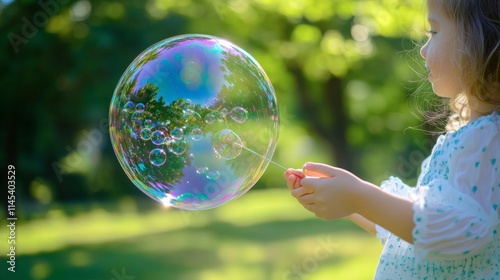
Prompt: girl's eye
<box><xmin>426</xmin><ymin>29</ymin><xmax>437</xmax><ymax>37</ymax></box>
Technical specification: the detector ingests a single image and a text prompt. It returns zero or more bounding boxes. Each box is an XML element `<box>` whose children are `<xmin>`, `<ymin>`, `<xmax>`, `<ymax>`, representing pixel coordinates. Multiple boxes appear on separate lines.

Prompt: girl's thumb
<box><xmin>302</xmin><ymin>162</ymin><xmax>338</xmax><ymax>177</ymax></box>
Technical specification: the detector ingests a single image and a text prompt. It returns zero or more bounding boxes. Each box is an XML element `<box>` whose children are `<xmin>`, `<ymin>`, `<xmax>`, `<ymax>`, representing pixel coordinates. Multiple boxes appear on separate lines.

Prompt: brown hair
<box><xmin>437</xmin><ymin>0</ymin><xmax>500</xmax><ymax>130</ymax></box>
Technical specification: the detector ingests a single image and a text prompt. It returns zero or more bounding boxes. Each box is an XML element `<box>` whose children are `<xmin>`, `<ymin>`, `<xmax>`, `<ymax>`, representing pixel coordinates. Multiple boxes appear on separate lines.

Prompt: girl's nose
<box><xmin>420</xmin><ymin>42</ymin><xmax>428</xmax><ymax>58</ymax></box>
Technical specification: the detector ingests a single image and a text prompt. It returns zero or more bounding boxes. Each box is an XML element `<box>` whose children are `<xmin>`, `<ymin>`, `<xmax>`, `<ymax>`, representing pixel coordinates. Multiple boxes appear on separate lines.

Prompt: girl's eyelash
<box><xmin>426</xmin><ymin>29</ymin><xmax>437</xmax><ymax>36</ymax></box>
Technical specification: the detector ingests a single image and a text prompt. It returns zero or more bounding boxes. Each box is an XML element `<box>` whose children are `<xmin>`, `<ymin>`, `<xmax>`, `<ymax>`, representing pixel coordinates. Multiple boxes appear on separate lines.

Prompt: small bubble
<box><xmin>183</xmin><ymin>109</ymin><xmax>201</xmax><ymax>127</ymax></box>
<box><xmin>190</xmin><ymin>127</ymin><xmax>203</xmax><ymax>141</ymax></box>
<box><xmin>205</xmin><ymin>113</ymin><xmax>216</xmax><ymax>124</ymax></box>
<box><xmin>196</xmin><ymin>167</ymin><xmax>209</xmax><ymax>174</ymax></box>
<box><xmin>163</xmin><ymin>136</ymin><xmax>172</xmax><ymax>145</ymax></box>
<box><xmin>156</xmin><ymin>123</ymin><xmax>169</xmax><ymax>135</ymax></box>
<box><xmin>230</xmin><ymin>107</ymin><xmax>248</xmax><ymax>123</ymax></box>
<box><xmin>140</xmin><ymin>128</ymin><xmax>152</xmax><ymax>140</ymax></box>
<box><xmin>168</xmin><ymin>139</ymin><xmax>187</xmax><ymax>155</ymax></box>
<box><xmin>135</xmin><ymin>103</ymin><xmax>145</xmax><ymax>112</ymax></box>
<box><xmin>206</xmin><ymin>97</ymin><xmax>221</xmax><ymax>111</ymax></box>
<box><xmin>213</xmin><ymin>129</ymin><xmax>243</xmax><ymax>160</ymax></box>
<box><xmin>171</xmin><ymin>127</ymin><xmax>184</xmax><ymax>140</ymax></box>
<box><xmin>158</xmin><ymin>120</ymin><xmax>170</xmax><ymax>128</ymax></box>
<box><xmin>131</xmin><ymin>111</ymin><xmax>144</xmax><ymax>125</ymax></box>
<box><xmin>124</xmin><ymin>101</ymin><xmax>134</xmax><ymax>112</ymax></box>
<box><xmin>151</xmin><ymin>130</ymin><xmax>165</xmax><ymax>145</ymax></box>
<box><xmin>220</xmin><ymin>108</ymin><xmax>228</xmax><ymax>117</ymax></box>
<box><xmin>149</xmin><ymin>148</ymin><xmax>166</xmax><ymax>166</ymax></box>
<box><xmin>189</xmin><ymin>153</ymin><xmax>195</xmax><ymax>160</ymax></box>
<box><xmin>217</xmin><ymin>113</ymin><xmax>225</xmax><ymax>123</ymax></box>
<box><xmin>144</xmin><ymin>119</ymin><xmax>153</xmax><ymax>128</ymax></box>
<box><xmin>206</xmin><ymin>170</ymin><xmax>220</xmax><ymax>180</ymax></box>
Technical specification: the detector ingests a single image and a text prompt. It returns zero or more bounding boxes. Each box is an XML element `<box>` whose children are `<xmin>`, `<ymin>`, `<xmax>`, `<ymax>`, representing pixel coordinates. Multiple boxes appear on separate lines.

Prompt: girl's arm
<box><xmin>346</xmin><ymin>214</ymin><xmax>377</xmax><ymax>235</ymax></box>
<box><xmin>349</xmin><ymin>180</ymin><xmax>414</xmax><ymax>243</ymax></box>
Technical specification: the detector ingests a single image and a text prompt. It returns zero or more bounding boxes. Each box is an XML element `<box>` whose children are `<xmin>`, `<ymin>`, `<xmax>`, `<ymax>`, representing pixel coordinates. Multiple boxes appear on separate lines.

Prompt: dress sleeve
<box><xmin>411</xmin><ymin>117</ymin><xmax>500</xmax><ymax>260</ymax></box>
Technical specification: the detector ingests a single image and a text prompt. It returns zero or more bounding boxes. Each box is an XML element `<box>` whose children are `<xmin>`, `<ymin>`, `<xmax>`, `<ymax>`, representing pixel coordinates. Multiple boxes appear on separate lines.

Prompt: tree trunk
<box><xmin>291</xmin><ymin>68</ymin><xmax>355</xmax><ymax>172</ymax></box>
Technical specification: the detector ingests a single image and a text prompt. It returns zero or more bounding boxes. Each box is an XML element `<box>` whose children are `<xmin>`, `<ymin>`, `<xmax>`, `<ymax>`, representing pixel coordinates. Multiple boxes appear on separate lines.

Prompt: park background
<box><xmin>1</xmin><ymin>0</ymin><xmax>439</xmax><ymax>279</ymax></box>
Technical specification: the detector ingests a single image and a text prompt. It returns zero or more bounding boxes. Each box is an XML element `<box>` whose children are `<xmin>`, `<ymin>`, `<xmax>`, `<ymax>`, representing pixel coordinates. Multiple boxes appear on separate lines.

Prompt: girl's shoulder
<box><xmin>447</xmin><ymin>112</ymin><xmax>500</xmax><ymax>142</ymax></box>
<box><xmin>431</xmin><ymin>112</ymin><xmax>500</xmax><ymax>158</ymax></box>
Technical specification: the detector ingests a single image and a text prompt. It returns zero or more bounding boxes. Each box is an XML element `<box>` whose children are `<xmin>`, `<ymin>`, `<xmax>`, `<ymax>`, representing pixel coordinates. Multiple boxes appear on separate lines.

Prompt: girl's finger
<box><xmin>300</xmin><ymin>193</ymin><xmax>315</xmax><ymax>204</ymax></box>
<box><xmin>283</xmin><ymin>168</ymin><xmax>305</xmax><ymax>179</ymax></box>
<box><xmin>303</xmin><ymin>162</ymin><xmax>341</xmax><ymax>177</ymax></box>
<box><xmin>290</xmin><ymin>186</ymin><xmax>311</xmax><ymax>199</ymax></box>
<box><xmin>286</xmin><ymin>174</ymin><xmax>299</xmax><ymax>190</ymax></box>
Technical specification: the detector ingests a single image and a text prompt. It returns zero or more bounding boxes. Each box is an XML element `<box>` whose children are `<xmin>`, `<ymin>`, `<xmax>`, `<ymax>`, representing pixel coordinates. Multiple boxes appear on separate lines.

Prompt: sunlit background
<box><xmin>1</xmin><ymin>0</ymin><xmax>434</xmax><ymax>279</ymax></box>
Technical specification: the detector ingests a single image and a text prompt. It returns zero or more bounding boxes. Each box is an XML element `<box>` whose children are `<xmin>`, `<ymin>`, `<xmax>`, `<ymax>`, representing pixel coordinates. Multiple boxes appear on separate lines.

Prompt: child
<box><xmin>284</xmin><ymin>0</ymin><xmax>500</xmax><ymax>278</ymax></box>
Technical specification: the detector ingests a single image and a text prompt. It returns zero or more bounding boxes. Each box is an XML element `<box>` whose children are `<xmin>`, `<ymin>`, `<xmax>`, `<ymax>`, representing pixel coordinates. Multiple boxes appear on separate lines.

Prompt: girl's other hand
<box><xmin>284</xmin><ymin>168</ymin><xmax>315</xmax><ymax>209</ymax></box>
<box><xmin>283</xmin><ymin>168</ymin><xmax>305</xmax><ymax>190</ymax></box>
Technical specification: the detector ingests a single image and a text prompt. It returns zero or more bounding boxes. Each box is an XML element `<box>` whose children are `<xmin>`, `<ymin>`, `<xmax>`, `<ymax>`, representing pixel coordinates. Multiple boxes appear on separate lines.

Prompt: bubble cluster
<box><xmin>109</xmin><ymin>34</ymin><xmax>279</xmax><ymax>210</ymax></box>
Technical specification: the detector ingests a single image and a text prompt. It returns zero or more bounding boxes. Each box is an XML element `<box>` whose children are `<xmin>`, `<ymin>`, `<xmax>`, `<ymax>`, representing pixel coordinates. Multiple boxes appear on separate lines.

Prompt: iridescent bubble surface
<box><xmin>109</xmin><ymin>34</ymin><xmax>279</xmax><ymax>210</ymax></box>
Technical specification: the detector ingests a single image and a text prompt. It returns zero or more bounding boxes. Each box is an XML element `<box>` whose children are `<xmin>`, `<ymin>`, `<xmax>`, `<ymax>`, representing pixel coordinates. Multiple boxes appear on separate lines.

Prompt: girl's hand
<box><xmin>297</xmin><ymin>162</ymin><xmax>366</xmax><ymax>220</ymax></box>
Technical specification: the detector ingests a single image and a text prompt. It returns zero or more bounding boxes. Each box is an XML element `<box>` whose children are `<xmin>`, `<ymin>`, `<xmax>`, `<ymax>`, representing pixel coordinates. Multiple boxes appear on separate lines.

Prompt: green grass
<box><xmin>3</xmin><ymin>189</ymin><xmax>382</xmax><ymax>280</ymax></box>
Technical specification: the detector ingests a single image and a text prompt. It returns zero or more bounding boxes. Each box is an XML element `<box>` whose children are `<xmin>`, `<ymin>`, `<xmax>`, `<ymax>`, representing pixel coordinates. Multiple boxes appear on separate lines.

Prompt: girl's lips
<box><xmin>424</xmin><ymin>64</ymin><xmax>431</xmax><ymax>79</ymax></box>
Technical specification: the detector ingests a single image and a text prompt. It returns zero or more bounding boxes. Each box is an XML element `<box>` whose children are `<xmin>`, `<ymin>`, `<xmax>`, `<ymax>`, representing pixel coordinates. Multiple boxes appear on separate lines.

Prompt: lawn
<box><xmin>2</xmin><ymin>189</ymin><xmax>382</xmax><ymax>280</ymax></box>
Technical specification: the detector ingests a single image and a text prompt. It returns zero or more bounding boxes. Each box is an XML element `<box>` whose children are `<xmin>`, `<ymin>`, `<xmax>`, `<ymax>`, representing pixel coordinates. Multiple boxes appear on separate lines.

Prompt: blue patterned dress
<box><xmin>375</xmin><ymin>112</ymin><xmax>500</xmax><ymax>279</ymax></box>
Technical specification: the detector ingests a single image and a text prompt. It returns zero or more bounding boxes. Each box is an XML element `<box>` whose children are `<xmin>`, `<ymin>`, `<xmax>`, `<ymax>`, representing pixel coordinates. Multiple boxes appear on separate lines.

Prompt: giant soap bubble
<box><xmin>109</xmin><ymin>34</ymin><xmax>279</xmax><ymax>210</ymax></box>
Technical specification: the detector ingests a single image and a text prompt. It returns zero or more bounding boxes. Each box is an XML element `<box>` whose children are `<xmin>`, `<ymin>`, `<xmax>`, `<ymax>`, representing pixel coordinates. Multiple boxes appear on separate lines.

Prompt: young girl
<box><xmin>284</xmin><ymin>0</ymin><xmax>500</xmax><ymax>278</ymax></box>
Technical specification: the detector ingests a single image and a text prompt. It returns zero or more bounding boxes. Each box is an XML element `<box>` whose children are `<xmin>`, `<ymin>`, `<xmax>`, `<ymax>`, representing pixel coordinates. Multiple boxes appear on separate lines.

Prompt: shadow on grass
<box><xmin>188</xmin><ymin>218</ymin><xmax>365</xmax><ymax>242</ymax></box>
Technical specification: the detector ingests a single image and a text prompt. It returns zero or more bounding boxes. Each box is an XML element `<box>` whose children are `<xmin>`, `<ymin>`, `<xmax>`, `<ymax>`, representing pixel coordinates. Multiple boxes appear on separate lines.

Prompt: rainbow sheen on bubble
<box><xmin>109</xmin><ymin>34</ymin><xmax>279</xmax><ymax>210</ymax></box>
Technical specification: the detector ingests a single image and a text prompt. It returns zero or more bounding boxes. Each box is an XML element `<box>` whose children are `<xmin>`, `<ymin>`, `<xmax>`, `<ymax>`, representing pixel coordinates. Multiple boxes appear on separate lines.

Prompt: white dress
<box><xmin>375</xmin><ymin>112</ymin><xmax>500</xmax><ymax>279</ymax></box>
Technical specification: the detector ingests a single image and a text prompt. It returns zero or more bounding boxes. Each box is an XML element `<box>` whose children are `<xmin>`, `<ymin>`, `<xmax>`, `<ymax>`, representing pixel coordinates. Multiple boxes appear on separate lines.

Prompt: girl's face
<box><xmin>420</xmin><ymin>0</ymin><xmax>462</xmax><ymax>98</ymax></box>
